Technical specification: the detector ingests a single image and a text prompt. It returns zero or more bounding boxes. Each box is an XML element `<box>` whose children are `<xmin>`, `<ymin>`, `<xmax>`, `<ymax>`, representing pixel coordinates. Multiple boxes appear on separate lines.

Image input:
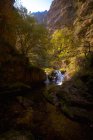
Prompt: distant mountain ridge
<box><xmin>31</xmin><ymin>10</ymin><xmax>48</xmax><ymax>24</ymax></box>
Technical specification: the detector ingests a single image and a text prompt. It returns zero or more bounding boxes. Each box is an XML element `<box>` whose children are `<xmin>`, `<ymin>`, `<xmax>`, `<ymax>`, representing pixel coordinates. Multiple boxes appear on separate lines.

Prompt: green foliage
<box><xmin>14</xmin><ymin>6</ymin><xmax>52</xmax><ymax>68</ymax></box>
<box><xmin>1</xmin><ymin>3</ymin><xmax>49</xmax><ymax>68</ymax></box>
<box><xmin>50</xmin><ymin>28</ymin><xmax>77</xmax><ymax>68</ymax></box>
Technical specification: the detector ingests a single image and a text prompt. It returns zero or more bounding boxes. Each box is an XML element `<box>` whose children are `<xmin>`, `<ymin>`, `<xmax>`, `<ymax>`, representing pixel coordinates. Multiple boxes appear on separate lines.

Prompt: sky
<box><xmin>19</xmin><ymin>0</ymin><xmax>53</xmax><ymax>12</ymax></box>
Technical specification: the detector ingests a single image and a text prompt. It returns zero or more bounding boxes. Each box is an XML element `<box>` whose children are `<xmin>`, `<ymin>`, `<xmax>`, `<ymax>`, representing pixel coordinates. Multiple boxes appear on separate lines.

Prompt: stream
<box><xmin>0</xmin><ymin>84</ymin><xmax>93</xmax><ymax>140</ymax></box>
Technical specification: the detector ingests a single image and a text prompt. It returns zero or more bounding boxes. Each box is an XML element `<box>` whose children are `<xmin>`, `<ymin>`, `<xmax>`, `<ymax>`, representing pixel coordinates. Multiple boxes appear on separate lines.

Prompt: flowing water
<box><xmin>0</xmin><ymin>85</ymin><xmax>93</xmax><ymax>140</ymax></box>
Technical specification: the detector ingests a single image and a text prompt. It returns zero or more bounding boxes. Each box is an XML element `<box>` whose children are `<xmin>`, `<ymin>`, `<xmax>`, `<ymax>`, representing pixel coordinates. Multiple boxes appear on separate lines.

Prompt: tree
<box><xmin>28</xmin><ymin>24</ymin><xmax>51</xmax><ymax>67</ymax></box>
<box><xmin>50</xmin><ymin>28</ymin><xmax>77</xmax><ymax>67</ymax></box>
<box><xmin>15</xmin><ymin>6</ymin><xmax>51</xmax><ymax>67</ymax></box>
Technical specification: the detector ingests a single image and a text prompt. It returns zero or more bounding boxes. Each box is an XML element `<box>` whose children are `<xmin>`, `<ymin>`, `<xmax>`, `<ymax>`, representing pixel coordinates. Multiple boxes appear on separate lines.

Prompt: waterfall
<box><xmin>55</xmin><ymin>70</ymin><xmax>64</xmax><ymax>85</ymax></box>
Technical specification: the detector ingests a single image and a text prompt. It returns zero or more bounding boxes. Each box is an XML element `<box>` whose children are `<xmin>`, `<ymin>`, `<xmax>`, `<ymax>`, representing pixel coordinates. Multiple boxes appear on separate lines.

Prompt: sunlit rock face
<box><xmin>74</xmin><ymin>0</ymin><xmax>93</xmax><ymax>47</ymax></box>
<box><xmin>47</xmin><ymin>0</ymin><xmax>75</xmax><ymax>31</ymax></box>
<box><xmin>47</xmin><ymin>0</ymin><xmax>93</xmax><ymax>50</ymax></box>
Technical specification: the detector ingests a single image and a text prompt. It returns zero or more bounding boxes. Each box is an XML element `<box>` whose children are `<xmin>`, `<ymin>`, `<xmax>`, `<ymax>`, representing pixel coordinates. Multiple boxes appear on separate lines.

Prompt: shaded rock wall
<box><xmin>0</xmin><ymin>0</ymin><xmax>16</xmax><ymax>46</ymax></box>
<box><xmin>0</xmin><ymin>0</ymin><xmax>45</xmax><ymax>86</ymax></box>
<box><xmin>0</xmin><ymin>41</ymin><xmax>46</xmax><ymax>86</ymax></box>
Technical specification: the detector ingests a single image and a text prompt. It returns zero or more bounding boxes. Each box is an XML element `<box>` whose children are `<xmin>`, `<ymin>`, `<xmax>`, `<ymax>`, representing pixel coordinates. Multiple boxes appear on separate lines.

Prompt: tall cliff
<box><xmin>47</xmin><ymin>0</ymin><xmax>75</xmax><ymax>31</ymax></box>
<box><xmin>47</xmin><ymin>0</ymin><xmax>93</xmax><ymax>47</ymax></box>
<box><xmin>74</xmin><ymin>0</ymin><xmax>93</xmax><ymax>47</ymax></box>
<box><xmin>47</xmin><ymin>0</ymin><xmax>93</xmax><ymax>82</ymax></box>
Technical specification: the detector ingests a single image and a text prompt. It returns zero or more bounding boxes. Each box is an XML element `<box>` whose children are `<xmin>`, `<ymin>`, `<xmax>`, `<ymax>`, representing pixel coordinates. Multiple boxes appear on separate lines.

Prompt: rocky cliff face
<box><xmin>47</xmin><ymin>0</ymin><xmax>75</xmax><ymax>31</ymax></box>
<box><xmin>47</xmin><ymin>0</ymin><xmax>93</xmax><ymax>48</ymax></box>
<box><xmin>74</xmin><ymin>0</ymin><xmax>93</xmax><ymax>47</ymax></box>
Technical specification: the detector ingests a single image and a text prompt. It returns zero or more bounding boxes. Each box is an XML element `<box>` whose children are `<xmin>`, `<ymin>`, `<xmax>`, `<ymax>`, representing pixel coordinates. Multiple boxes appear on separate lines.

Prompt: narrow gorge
<box><xmin>0</xmin><ymin>0</ymin><xmax>93</xmax><ymax>140</ymax></box>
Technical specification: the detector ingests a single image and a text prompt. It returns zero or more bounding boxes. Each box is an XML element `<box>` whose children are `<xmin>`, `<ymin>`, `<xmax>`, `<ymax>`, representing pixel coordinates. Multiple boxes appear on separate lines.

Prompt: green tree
<box><xmin>29</xmin><ymin>24</ymin><xmax>51</xmax><ymax>67</ymax></box>
<box><xmin>15</xmin><ymin>6</ymin><xmax>51</xmax><ymax>67</ymax></box>
<box><xmin>50</xmin><ymin>28</ymin><xmax>77</xmax><ymax>67</ymax></box>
